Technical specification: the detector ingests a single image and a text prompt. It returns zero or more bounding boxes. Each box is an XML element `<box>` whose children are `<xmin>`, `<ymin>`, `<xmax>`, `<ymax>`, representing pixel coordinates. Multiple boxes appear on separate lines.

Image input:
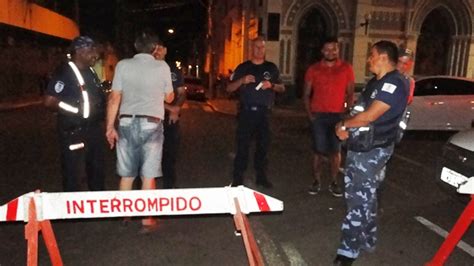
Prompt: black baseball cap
<box><xmin>71</xmin><ymin>36</ymin><xmax>95</xmax><ymax>50</ymax></box>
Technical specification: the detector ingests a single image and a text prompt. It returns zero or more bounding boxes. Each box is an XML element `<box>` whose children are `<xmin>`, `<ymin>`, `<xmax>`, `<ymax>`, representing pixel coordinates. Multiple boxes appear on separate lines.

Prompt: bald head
<box><xmin>251</xmin><ymin>36</ymin><xmax>266</xmax><ymax>63</ymax></box>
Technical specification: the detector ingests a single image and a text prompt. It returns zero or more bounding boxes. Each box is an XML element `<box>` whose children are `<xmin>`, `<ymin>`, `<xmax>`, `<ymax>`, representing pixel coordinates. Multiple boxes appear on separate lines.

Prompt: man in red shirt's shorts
<box><xmin>303</xmin><ymin>37</ymin><xmax>354</xmax><ymax>197</ymax></box>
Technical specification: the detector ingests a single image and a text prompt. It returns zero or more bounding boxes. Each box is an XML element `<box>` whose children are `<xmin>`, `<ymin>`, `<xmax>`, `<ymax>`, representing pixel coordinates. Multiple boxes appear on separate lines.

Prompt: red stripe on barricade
<box><xmin>6</xmin><ymin>198</ymin><xmax>19</xmax><ymax>221</ymax></box>
<box><xmin>253</xmin><ymin>192</ymin><xmax>270</xmax><ymax>212</ymax></box>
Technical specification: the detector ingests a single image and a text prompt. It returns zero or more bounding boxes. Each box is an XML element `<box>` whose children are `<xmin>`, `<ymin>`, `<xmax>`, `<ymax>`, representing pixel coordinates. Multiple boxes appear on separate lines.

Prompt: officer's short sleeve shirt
<box><xmin>170</xmin><ymin>64</ymin><xmax>184</xmax><ymax>91</ymax></box>
<box><xmin>366</xmin><ymin>70</ymin><xmax>408</xmax><ymax>126</ymax></box>
<box><xmin>230</xmin><ymin>60</ymin><xmax>281</xmax><ymax>107</ymax></box>
<box><xmin>46</xmin><ymin>64</ymin><xmax>80</xmax><ymax>105</ymax></box>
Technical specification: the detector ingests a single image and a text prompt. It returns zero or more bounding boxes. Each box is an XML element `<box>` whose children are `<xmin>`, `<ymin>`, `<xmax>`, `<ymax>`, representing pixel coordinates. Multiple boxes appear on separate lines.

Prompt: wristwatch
<box><xmin>340</xmin><ymin>120</ymin><xmax>347</xmax><ymax>131</ymax></box>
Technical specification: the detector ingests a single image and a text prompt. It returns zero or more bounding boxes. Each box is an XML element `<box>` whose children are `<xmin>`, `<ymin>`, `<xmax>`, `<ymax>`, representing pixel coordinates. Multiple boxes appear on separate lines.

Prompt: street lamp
<box><xmin>168</xmin><ymin>28</ymin><xmax>174</xmax><ymax>34</ymax></box>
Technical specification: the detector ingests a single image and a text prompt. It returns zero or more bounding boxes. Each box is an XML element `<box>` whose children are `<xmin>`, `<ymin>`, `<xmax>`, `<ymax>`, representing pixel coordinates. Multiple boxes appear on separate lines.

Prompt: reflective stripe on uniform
<box><xmin>58</xmin><ymin>101</ymin><xmax>79</xmax><ymax>113</ymax></box>
<box><xmin>68</xmin><ymin>61</ymin><xmax>90</xmax><ymax>119</ymax></box>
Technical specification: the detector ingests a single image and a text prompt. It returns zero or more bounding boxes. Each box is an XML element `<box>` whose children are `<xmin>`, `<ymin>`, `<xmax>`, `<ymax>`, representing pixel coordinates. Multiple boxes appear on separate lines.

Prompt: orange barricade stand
<box><xmin>25</xmin><ymin>195</ymin><xmax>63</xmax><ymax>266</ymax></box>
<box><xmin>426</xmin><ymin>195</ymin><xmax>474</xmax><ymax>266</ymax></box>
<box><xmin>23</xmin><ymin>197</ymin><xmax>265</xmax><ymax>266</ymax></box>
<box><xmin>233</xmin><ymin>198</ymin><xmax>265</xmax><ymax>266</ymax></box>
<box><xmin>0</xmin><ymin>187</ymin><xmax>282</xmax><ymax>266</ymax></box>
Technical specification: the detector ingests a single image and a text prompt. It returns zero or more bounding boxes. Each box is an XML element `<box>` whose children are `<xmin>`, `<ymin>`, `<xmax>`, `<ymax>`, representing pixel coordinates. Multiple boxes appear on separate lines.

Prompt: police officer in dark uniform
<box><xmin>226</xmin><ymin>36</ymin><xmax>285</xmax><ymax>188</ymax></box>
<box><xmin>44</xmin><ymin>36</ymin><xmax>106</xmax><ymax>192</ymax></box>
<box><xmin>332</xmin><ymin>40</ymin><xmax>408</xmax><ymax>265</ymax></box>
<box><xmin>153</xmin><ymin>41</ymin><xmax>186</xmax><ymax>189</ymax></box>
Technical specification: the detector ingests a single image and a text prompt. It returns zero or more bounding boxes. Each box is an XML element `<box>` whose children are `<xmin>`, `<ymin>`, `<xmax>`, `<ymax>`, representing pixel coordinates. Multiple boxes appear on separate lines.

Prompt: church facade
<box><xmin>211</xmin><ymin>0</ymin><xmax>474</xmax><ymax>91</ymax></box>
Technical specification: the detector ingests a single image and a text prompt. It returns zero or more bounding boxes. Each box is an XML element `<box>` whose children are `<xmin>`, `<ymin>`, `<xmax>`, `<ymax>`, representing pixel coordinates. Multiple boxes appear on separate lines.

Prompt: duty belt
<box><xmin>240</xmin><ymin>105</ymin><xmax>270</xmax><ymax>111</ymax></box>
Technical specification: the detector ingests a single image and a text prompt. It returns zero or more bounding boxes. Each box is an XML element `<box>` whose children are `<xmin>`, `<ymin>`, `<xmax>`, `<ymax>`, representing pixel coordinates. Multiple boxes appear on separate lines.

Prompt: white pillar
<box><xmin>351</xmin><ymin>0</ymin><xmax>372</xmax><ymax>84</ymax></box>
<box><xmin>466</xmin><ymin>39</ymin><xmax>474</xmax><ymax>78</ymax></box>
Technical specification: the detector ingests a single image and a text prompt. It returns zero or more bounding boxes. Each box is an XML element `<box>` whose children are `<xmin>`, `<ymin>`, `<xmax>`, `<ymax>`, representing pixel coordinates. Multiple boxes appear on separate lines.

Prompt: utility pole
<box><xmin>206</xmin><ymin>0</ymin><xmax>215</xmax><ymax>99</ymax></box>
<box><xmin>115</xmin><ymin>0</ymin><xmax>128</xmax><ymax>57</ymax></box>
<box><xmin>73</xmin><ymin>0</ymin><xmax>79</xmax><ymax>26</ymax></box>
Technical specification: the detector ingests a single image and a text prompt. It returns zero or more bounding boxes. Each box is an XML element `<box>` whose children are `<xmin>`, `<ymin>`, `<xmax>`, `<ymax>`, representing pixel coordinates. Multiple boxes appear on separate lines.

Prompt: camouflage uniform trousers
<box><xmin>336</xmin><ymin>144</ymin><xmax>394</xmax><ymax>259</ymax></box>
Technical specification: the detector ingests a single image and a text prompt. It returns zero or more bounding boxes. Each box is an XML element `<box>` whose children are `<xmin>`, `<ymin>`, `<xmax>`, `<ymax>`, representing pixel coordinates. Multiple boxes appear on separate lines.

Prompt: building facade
<box><xmin>211</xmin><ymin>0</ymin><xmax>474</xmax><ymax>95</ymax></box>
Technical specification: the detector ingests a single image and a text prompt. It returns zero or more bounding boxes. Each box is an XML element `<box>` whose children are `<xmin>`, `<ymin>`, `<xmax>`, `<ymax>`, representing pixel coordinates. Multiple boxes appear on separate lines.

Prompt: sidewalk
<box><xmin>206</xmin><ymin>97</ymin><xmax>305</xmax><ymax>117</ymax></box>
<box><xmin>0</xmin><ymin>94</ymin><xmax>43</xmax><ymax>111</ymax></box>
<box><xmin>0</xmin><ymin>95</ymin><xmax>306</xmax><ymax>118</ymax></box>
<box><xmin>205</xmin><ymin>98</ymin><xmax>238</xmax><ymax>115</ymax></box>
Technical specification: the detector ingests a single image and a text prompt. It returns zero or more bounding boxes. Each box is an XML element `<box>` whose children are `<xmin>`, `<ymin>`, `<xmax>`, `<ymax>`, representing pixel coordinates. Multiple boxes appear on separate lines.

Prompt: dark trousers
<box><xmin>58</xmin><ymin>121</ymin><xmax>105</xmax><ymax>192</ymax></box>
<box><xmin>232</xmin><ymin>108</ymin><xmax>271</xmax><ymax>185</ymax></box>
<box><xmin>162</xmin><ymin>116</ymin><xmax>180</xmax><ymax>189</ymax></box>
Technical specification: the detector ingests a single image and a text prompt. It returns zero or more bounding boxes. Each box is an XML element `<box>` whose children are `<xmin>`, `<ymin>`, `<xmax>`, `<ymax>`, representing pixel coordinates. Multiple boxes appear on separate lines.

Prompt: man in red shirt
<box><xmin>397</xmin><ymin>48</ymin><xmax>415</xmax><ymax>105</ymax></box>
<box><xmin>303</xmin><ymin>37</ymin><xmax>354</xmax><ymax>197</ymax></box>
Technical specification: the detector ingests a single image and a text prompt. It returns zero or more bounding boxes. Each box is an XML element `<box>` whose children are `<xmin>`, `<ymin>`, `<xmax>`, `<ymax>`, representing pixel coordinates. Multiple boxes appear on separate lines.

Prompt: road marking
<box><xmin>252</xmin><ymin>220</ymin><xmax>287</xmax><ymax>265</ymax></box>
<box><xmin>281</xmin><ymin>242</ymin><xmax>308</xmax><ymax>266</ymax></box>
<box><xmin>393</xmin><ymin>153</ymin><xmax>426</xmax><ymax>169</ymax></box>
<box><xmin>415</xmin><ymin>216</ymin><xmax>474</xmax><ymax>257</ymax></box>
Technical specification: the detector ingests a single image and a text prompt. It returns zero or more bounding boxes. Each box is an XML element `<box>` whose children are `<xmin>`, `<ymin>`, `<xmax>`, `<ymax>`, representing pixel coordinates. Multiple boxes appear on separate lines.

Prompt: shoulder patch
<box><xmin>54</xmin><ymin>81</ymin><xmax>65</xmax><ymax>93</ymax></box>
<box><xmin>171</xmin><ymin>72</ymin><xmax>177</xmax><ymax>82</ymax></box>
<box><xmin>381</xmin><ymin>82</ymin><xmax>397</xmax><ymax>94</ymax></box>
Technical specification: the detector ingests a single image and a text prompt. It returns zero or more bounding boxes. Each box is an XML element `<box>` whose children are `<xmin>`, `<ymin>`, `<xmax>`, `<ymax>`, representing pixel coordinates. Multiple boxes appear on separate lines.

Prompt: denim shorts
<box><xmin>311</xmin><ymin>112</ymin><xmax>343</xmax><ymax>154</ymax></box>
<box><xmin>117</xmin><ymin>117</ymin><xmax>164</xmax><ymax>178</ymax></box>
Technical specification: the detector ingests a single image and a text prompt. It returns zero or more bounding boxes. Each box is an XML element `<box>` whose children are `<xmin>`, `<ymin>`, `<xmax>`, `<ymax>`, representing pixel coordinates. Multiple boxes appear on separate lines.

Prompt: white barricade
<box><xmin>0</xmin><ymin>186</ymin><xmax>283</xmax><ymax>222</ymax></box>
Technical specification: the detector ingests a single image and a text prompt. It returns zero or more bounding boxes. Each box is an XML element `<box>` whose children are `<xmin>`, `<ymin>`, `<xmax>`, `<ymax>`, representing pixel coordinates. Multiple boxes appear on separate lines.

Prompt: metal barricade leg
<box><xmin>25</xmin><ymin>198</ymin><xmax>39</xmax><ymax>266</ymax></box>
<box><xmin>426</xmin><ymin>195</ymin><xmax>474</xmax><ymax>266</ymax></box>
<box><xmin>233</xmin><ymin>198</ymin><xmax>265</xmax><ymax>266</ymax></box>
<box><xmin>25</xmin><ymin>196</ymin><xmax>63</xmax><ymax>266</ymax></box>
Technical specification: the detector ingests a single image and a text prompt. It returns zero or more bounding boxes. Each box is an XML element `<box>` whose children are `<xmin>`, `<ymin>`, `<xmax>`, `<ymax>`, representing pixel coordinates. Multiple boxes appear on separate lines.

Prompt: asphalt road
<box><xmin>0</xmin><ymin>101</ymin><xmax>473</xmax><ymax>265</ymax></box>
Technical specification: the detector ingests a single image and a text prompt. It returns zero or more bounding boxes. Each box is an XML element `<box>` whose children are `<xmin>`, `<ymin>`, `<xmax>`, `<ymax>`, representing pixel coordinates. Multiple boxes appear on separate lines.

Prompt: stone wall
<box><xmin>0</xmin><ymin>28</ymin><xmax>68</xmax><ymax>100</ymax></box>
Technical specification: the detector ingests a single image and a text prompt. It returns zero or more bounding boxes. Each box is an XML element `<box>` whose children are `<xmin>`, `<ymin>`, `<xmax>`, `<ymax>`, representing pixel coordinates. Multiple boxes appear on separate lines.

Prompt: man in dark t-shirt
<box><xmin>226</xmin><ymin>36</ymin><xmax>285</xmax><ymax>188</ymax></box>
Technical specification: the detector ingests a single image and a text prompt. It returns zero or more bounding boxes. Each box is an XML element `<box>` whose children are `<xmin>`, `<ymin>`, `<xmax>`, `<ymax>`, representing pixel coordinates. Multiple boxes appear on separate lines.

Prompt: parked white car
<box><xmin>438</xmin><ymin>128</ymin><xmax>474</xmax><ymax>201</ymax></box>
<box><xmin>407</xmin><ymin>76</ymin><xmax>474</xmax><ymax>130</ymax></box>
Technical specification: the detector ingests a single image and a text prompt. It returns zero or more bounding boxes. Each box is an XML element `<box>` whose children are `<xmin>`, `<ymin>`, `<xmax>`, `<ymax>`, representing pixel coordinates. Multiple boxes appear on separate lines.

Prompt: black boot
<box><xmin>333</xmin><ymin>255</ymin><xmax>355</xmax><ymax>266</ymax></box>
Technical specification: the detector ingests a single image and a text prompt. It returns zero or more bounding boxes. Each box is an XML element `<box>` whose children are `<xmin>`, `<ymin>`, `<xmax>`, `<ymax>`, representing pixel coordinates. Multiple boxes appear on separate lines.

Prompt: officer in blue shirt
<box><xmin>44</xmin><ymin>36</ymin><xmax>106</xmax><ymax>192</ymax></box>
<box><xmin>333</xmin><ymin>40</ymin><xmax>409</xmax><ymax>265</ymax></box>
<box><xmin>153</xmin><ymin>41</ymin><xmax>186</xmax><ymax>189</ymax></box>
<box><xmin>226</xmin><ymin>36</ymin><xmax>285</xmax><ymax>188</ymax></box>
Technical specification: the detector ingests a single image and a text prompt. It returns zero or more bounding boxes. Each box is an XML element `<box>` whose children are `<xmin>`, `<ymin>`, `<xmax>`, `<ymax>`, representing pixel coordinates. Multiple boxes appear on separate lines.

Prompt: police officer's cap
<box><xmin>398</xmin><ymin>48</ymin><xmax>413</xmax><ymax>59</ymax></box>
<box><xmin>71</xmin><ymin>36</ymin><xmax>95</xmax><ymax>50</ymax></box>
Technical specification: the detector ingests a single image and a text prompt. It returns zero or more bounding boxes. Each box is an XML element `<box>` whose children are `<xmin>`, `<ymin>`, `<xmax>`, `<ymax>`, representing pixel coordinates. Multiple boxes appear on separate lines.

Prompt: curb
<box><xmin>205</xmin><ymin>100</ymin><xmax>305</xmax><ymax>117</ymax></box>
<box><xmin>205</xmin><ymin>100</ymin><xmax>237</xmax><ymax>116</ymax></box>
<box><xmin>0</xmin><ymin>99</ymin><xmax>43</xmax><ymax>112</ymax></box>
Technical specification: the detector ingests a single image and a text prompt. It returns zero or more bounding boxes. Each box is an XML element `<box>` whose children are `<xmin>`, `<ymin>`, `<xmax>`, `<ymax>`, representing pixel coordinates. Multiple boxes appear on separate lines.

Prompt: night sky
<box><xmin>78</xmin><ymin>0</ymin><xmax>116</xmax><ymax>41</ymax></box>
<box><xmin>78</xmin><ymin>0</ymin><xmax>207</xmax><ymax>63</ymax></box>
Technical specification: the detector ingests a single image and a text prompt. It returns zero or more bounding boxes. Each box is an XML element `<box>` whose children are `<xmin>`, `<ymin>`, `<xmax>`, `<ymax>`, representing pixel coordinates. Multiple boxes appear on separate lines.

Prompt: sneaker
<box><xmin>308</xmin><ymin>180</ymin><xmax>321</xmax><ymax>195</ymax></box>
<box><xmin>333</xmin><ymin>255</ymin><xmax>355</xmax><ymax>266</ymax></box>
<box><xmin>256</xmin><ymin>180</ymin><xmax>273</xmax><ymax>189</ymax></box>
<box><xmin>139</xmin><ymin>219</ymin><xmax>159</xmax><ymax>234</ymax></box>
<box><xmin>329</xmin><ymin>182</ymin><xmax>343</xmax><ymax>197</ymax></box>
<box><xmin>138</xmin><ymin>223</ymin><xmax>159</xmax><ymax>234</ymax></box>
